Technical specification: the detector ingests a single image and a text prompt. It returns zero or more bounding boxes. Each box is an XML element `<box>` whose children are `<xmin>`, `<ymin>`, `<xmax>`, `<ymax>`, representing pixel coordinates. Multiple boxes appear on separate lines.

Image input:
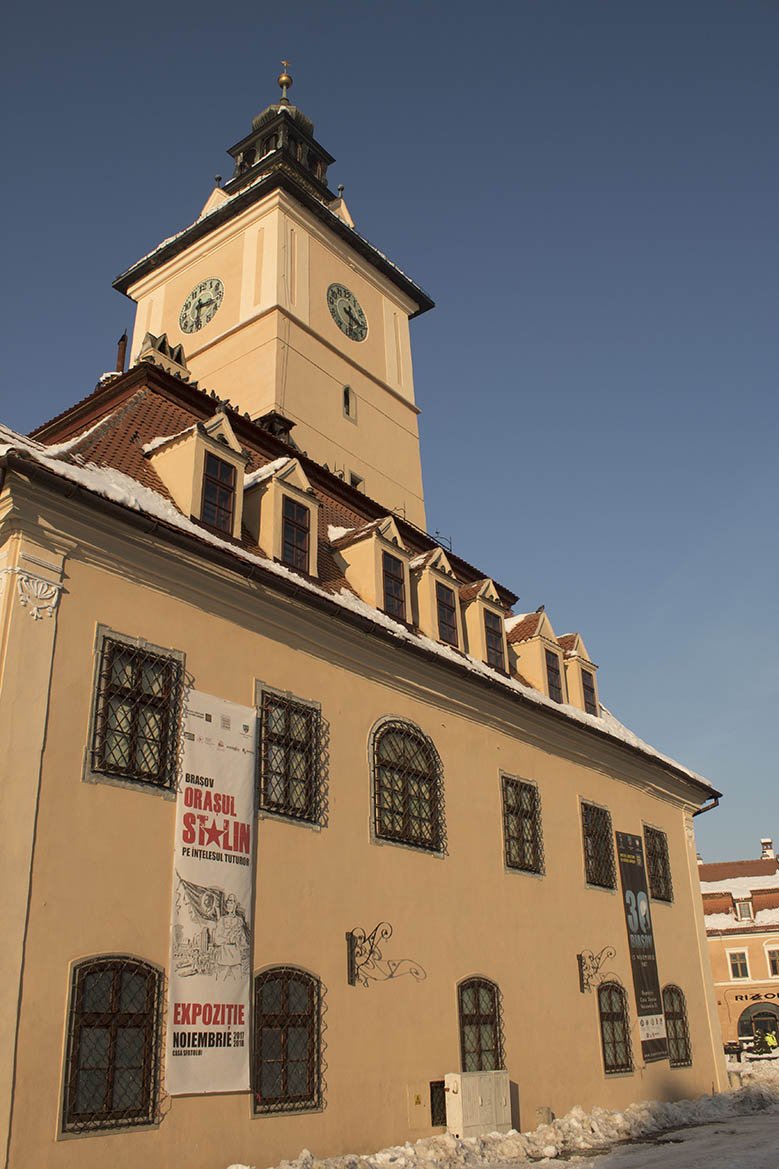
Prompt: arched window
<box><xmin>662</xmin><ymin>984</ymin><xmax>692</xmax><ymax>1068</ymax></box>
<box><xmin>737</xmin><ymin>1003</ymin><xmax>779</xmax><ymax>1040</ymax></box>
<box><xmin>62</xmin><ymin>957</ymin><xmax>161</xmax><ymax>1133</ymax></box>
<box><xmin>253</xmin><ymin>967</ymin><xmax>322</xmax><ymax>1113</ymax></box>
<box><xmin>458</xmin><ymin>978</ymin><xmax>504</xmax><ymax>1071</ymax></box>
<box><xmin>371</xmin><ymin>719</ymin><xmax>444</xmax><ymax>851</ymax></box>
<box><xmin>597</xmin><ymin>982</ymin><xmax>633</xmax><ymax>1074</ymax></box>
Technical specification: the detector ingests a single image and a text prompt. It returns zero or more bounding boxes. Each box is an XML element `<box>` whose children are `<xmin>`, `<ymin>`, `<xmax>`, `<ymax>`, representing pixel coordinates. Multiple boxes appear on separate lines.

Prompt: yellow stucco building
<box><xmin>699</xmin><ymin>838</ymin><xmax>779</xmax><ymax>1046</ymax></box>
<box><xmin>1</xmin><ymin>72</ymin><xmax>726</xmax><ymax>1169</ymax></box>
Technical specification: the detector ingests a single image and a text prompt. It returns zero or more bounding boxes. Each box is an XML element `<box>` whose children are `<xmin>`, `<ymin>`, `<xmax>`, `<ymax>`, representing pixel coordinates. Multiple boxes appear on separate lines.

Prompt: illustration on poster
<box><xmin>173</xmin><ymin>874</ymin><xmax>250</xmax><ymax>981</ymax></box>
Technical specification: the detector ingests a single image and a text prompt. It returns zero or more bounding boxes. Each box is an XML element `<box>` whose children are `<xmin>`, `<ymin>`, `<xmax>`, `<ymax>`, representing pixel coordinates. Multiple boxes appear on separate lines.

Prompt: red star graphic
<box><xmin>202</xmin><ymin>818</ymin><xmax>224</xmax><ymax>848</ymax></box>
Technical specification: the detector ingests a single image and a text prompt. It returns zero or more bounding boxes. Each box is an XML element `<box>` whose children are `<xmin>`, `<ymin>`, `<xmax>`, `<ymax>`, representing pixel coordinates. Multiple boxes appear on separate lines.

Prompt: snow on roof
<box><xmin>141</xmin><ymin>426</ymin><xmax>197</xmax><ymax>455</ymax></box>
<box><xmin>505</xmin><ymin>612</ymin><xmax>530</xmax><ymax>631</ymax></box>
<box><xmin>700</xmin><ymin>873</ymin><xmax>779</xmax><ymax>896</ymax></box>
<box><xmin>243</xmin><ymin>456</ymin><xmax>291</xmax><ymax>488</ymax></box>
<box><xmin>328</xmin><ymin>524</ymin><xmax>354</xmax><ymax>543</ymax></box>
<box><xmin>0</xmin><ymin>422</ymin><xmax>717</xmax><ymax>796</ymax></box>
<box><xmin>704</xmin><ymin>907</ymin><xmax>779</xmax><ymax>930</ymax></box>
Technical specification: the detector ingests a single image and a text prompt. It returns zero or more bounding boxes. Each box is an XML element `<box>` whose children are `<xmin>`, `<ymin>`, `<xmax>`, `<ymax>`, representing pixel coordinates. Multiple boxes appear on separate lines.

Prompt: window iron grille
<box><xmin>502</xmin><ymin>777</ymin><xmax>545</xmax><ymax>874</ymax></box>
<box><xmin>62</xmin><ymin>957</ymin><xmax>163</xmax><ymax>1133</ymax></box>
<box><xmin>429</xmin><ymin>1080</ymin><xmax>447</xmax><ymax>1127</ymax></box>
<box><xmin>545</xmin><ymin>649</ymin><xmax>565</xmax><ymax>703</ymax></box>
<box><xmin>371</xmin><ymin>719</ymin><xmax>446</xmax><ymax>853</ymax></box>
<box><xmin>258</xmin><ymin>691</ymin><xmax>328</xmax><ymax>826</ymax></box>
<box><xmin>644</xmin><ymin>827</ymin><xmax>673</xmax><ymax>902</ymax></box>
<box><xmin>458</xmin><ymin>978</ymin><xmax>505</xmax><ymax>1072</ymax></box>
<box><xmin>253</xmin><ymin>967</ymin><xmax>325</xmax><ymax>1114</ymax></box>
<box><xmin>769</xmin><ymin>950</ymin><xmax>779</xmax><ymax>978</ymax></box>
<box><xmin>582</xmin><ymin>802</ymin><xmax>617</xmax><ymax>889</ymax></box>
<box><xmin>662</xmin><ymin>985</ymin><xmax>692</xmax><ymax>1068</ymax></box>
<box><xmin>282</xmin><ymin>496</ymin><xmax>310</xmax><ymax>573</ymax></box>
<box><xmin>202</xmin><ymin>452</ymin><xmax>236</xmax><ymax>534</ymax></box>
<box><xmin>597</xmin><ymin>982</ymin><xmax>633</xmax><ymax>1074</ymax></box>
<box><xmin>484</xmin><ymin>610</ymin><xmax>506</xmax><ymax>671</ymax></box>
<box><xmin>91</xmin><ymin>637</ymin><xmax>184</xmax><ymax>791</ymax></box>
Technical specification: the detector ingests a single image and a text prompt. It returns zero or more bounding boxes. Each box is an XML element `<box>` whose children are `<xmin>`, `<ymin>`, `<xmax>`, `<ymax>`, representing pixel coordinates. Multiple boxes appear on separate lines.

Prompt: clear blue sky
<box><xmin>2</xmin><ymin>2</ymin><xmax>776</xmax><ymax>862</ymax></box>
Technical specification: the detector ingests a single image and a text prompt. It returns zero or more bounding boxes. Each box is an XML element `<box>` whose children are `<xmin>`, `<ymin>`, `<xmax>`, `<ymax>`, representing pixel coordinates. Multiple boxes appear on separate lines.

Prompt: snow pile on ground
<box><xmin>226</xmin><ymin>1065</ymin><xmax>779</xmax><ymax>1169</ymax></box>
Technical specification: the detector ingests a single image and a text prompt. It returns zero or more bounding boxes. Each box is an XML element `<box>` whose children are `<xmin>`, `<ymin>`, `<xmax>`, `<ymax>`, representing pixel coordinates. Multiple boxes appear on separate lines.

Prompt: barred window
<box><xmin>91</xmin><ymin>634</ymin><xmax>183</xmax><ymax>790</ymax></box>
<box><xmin>598</xmin><ymin>982</ymin><xmax>633</xmax><ymax>1074</ymax></box>
<box><xmin>502</xmin><ymin>776</ymin><xmax>544</xmax><ymax>874</ymax></box>
<box><xmin>382</xmin><ymin>552</ymin><xmax>406</xmax><ymax>621</ymax></box>
<box><xmin>202</xmin><ymin>452</ymin><xmax>236</xmax><ymax>534</ymax></box>
<box><xmin>545</xmin><ymin>649</ymin><xmax>565</xmax><ymax>703</ymax></box>
<box><xmin>644</xmin><ymin>827</ymin><xmax>673</xmax><ymax>902</ymax></box>
<box><xmin>62</xmin><ymin>957</ymin><xmax>161</xmax><ymax>1133</ymax></box>
<box><xmin>662</xmin><ymin>984</ymin><xmax>692</xmax><ymax>1068</ymax></box>
<box><xmin>769</xmin><ymin>949</ymin><xmax>779</xmax><ymax>978</ymax></box>
<box><xmin>282</xmin><ymin>496</ymin><xmax>310</xmax><ymax>573</ymax></box>
<box><xmin>581</xmin><ymin>802</ymin><xmax>616</xmax><ymax>889</ymax></box>
<box><xmin>429</xmin><ymin>1079</ymin><xmax>447</xmax><ymax>1126</ymax></box>
<box><xmin>458</xmin><ymin>978</ymin><xmax>504</xmax><ymax>1072</ymax></box>
<box><xmin>258</xmin><ymin>690</ymin><xmax>322</xmax><ymax>823</ymax></box>
<box><xmin>253</xmin><ymin>968</ymin><xmax>322</xmax><ymax>1113</ymax></box>
<box><xmin>484</xmin><ymin>610</ymin><xmax>506</xmax><ymax>671</ymax></box>
<box><xmin>372</xmin><ymin>720</ymin><xmax>444</xmax><ymax>852</ymax></box>
<box><xmin>581</xmin><ymin>668</ymin><xmax>598</xmax><ymax>716</ymax></box>
<box><xmin>435</xmin><ymin>582</ymin><xmax>459</xmax><ymax>646</ymax></box>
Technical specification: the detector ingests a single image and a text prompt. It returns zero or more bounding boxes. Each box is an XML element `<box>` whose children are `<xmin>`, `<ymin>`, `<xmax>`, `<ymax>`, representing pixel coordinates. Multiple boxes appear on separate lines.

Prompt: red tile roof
<box><xmin>507</xmin><ymin>613</ymin><xmax>543</xmax><ymax>644</ymax></box>
<box><xmin>698</xmin><ymin>859</ymin><xmax>779</xmax><ymax>882</ymax></box>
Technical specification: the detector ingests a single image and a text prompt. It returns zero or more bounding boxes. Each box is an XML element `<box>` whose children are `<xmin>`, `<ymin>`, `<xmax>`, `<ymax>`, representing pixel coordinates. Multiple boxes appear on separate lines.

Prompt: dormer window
<box><xmin>735</xmin><ymin>898</ymin><xmax>754</xmax><ymax>922</ymax></box>
<box><xmin>282</xmin><ymin>496</ymin><xmax>310</xmax><ymax>572</ymax></box>
<box><xmin>545</xmin><ymin>649</ymin><xmax>565</xmax><ymax>703</ymax></box>
<box><xmin>202</xmin><ymin>452</ymin><xmax>236</xmax><ymax>534</ymax></box>
<box><xmin>436</xmin><ymin>582</ymin><xmax>458</xmax><ymax>647</ymax></box>
<box><xmin>484</xmin><ymin>610</ymin><xmax>506</xmax><ymax>671</ymax></box>
<box><xmin>382</xmin><ymin>552</ymin><xmax>406</xmax><ymax>620</ymax></box>
<box><xmin>582</xmin><ymin>668</ymin><xmax>598</xmax><ymax>716</ymax></box>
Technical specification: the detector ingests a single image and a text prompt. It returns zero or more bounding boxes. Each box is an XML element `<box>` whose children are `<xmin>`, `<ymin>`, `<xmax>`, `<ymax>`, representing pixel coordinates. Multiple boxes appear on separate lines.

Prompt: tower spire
<box><xmin>277</xmin><ymin>60</ymin><xmax>293</xmax><ymax>104</ymax></box>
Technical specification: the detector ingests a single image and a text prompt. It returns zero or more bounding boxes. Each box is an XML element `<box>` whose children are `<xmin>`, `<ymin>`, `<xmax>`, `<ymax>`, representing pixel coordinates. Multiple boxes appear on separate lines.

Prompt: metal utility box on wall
<box><xmin>444</xmin><ymin>1070</ymin><xmax>511</xmax><ymax>1138</ymax></box>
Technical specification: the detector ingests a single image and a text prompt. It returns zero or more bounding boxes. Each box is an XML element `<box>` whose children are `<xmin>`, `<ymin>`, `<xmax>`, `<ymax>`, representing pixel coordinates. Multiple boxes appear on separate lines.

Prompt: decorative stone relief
<box><xmin>3</xmin><ymin>569</ymin><xmax>63</xmax><ymax>620</ymax></box>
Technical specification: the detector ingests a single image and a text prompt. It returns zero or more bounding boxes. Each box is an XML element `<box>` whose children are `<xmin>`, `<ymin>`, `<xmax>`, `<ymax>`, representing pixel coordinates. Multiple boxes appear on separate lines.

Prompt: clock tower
<box><xmin>114</xmin><ymin>67</ymin><xmax>434</xmax><ymax>529</ymax></box>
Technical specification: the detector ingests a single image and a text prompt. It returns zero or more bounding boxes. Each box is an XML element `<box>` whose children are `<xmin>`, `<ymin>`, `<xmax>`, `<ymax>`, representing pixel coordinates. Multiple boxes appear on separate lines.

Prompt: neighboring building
<box><xmin>700</xmin><ymin>838</ymin><xmax>779</xmax><ymax>1044</ymax></box>
<box><xmin>2</xmin><ymin>71</ymin><xmax>726</xmax><ymax>1169</ymax></box>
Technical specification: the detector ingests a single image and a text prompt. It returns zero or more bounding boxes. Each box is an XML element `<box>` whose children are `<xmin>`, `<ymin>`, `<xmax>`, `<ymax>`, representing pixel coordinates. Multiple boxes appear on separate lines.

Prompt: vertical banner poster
<box><xmin>166</xmin><ymin>690</ymin><xmax>257</xmax><ymax>1094</ymax></box>
<box><xmin>616</xmin><ymin>831</ymin><xmax>668</xmax><ymax>1063</ymax></box>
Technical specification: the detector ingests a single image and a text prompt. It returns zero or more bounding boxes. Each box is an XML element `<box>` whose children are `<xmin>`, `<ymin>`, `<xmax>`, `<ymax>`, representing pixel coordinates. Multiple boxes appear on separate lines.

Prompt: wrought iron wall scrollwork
<box><xmin>346</xmin><ymin>922</ymin><xmax>426</xmax><ymax>987</ymax></box>
<box><xmin>577</xmin><ymin>945</ymin><xmax>617</xmax><ymax>993</ymax></box>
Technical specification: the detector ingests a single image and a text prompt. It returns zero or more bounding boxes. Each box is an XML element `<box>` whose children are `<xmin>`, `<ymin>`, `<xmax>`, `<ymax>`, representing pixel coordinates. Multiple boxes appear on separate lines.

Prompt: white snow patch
<box><xmin>705</xmin><ymin>906</ymin><xmax>779</xmax><ymax>931</ymax></box>
<box><xmin>243</xmin><ymin>457</ymin><xmax>291</xmax><ymax>488</ymax></box>
<box><xmin>0</xmin><ymin>421</ymin><xmax>716</xmax><ymax>794</ymax></box>
<box><xmin>225</xmin><ymin>1064</ymin><xmax>779</xmax><ymax>1169</ymax></box>
<box><xmin>701</xmin><ymin>874</ymin><xmax>779</xmax><ymax>895</ymax></box>
<box><xmin>504</xmin><ymin>612</ymin><xmax>531</xmax><ymax>632</ymax></box>
<box><xmin>328</xmin><ymin>525</ymin><xmax>353</xmax><ymax>542</ymax></box>
<box><xmin>142</xmin><ymin>426</ymin><xmax>197</xmax><ymax>455</ymax></box>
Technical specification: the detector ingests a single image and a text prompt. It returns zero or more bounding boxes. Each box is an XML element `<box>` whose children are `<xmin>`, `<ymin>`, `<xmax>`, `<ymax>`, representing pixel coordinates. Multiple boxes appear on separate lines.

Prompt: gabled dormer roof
<box><xmin>558</xmin><ymin>632</ymin><xmax>596</xmax><ymax>666</ymax></box>
<box><xmin>409</xmin><ymin>546</ymin><xmax>456</xmax><ymax>578</ymax></box>
<box><xmin>329</xmin><ymin>515</ymin><xmax>406</xmax><ymax>553</ymax></box>
<box><xmin>506</xmin><ymin>608</ymin><xmax>557</xmax><ymax>645</ymax></box>
<box><xmin>244</xmin><ymin>454</ymin><xmax>314</xmax><ymax>496</ymax></box>
<box><xmin>459</xmin><ymin>578</ymin><xmax>502</xmax><ymax>605</ymax></box>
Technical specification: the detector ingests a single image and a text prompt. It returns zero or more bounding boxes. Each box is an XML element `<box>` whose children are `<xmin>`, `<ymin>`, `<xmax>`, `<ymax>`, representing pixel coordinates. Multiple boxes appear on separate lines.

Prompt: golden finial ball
<box><xmin>277</xmin><ymin>65</ymin><xmax>293</xmax><ymax>93</ymax></box>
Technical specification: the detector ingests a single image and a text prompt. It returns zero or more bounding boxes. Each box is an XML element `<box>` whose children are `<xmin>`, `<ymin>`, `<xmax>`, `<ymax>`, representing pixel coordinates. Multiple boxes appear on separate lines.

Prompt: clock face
<box><xmin>327</xmin><ymin>283</ymin><xmax>368</xmax><ymax>342</ymax></box>
<box><xmin>179</xmin><ymin>278</ymin><xmax>224</xmax><ymax>334</ymax></box>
